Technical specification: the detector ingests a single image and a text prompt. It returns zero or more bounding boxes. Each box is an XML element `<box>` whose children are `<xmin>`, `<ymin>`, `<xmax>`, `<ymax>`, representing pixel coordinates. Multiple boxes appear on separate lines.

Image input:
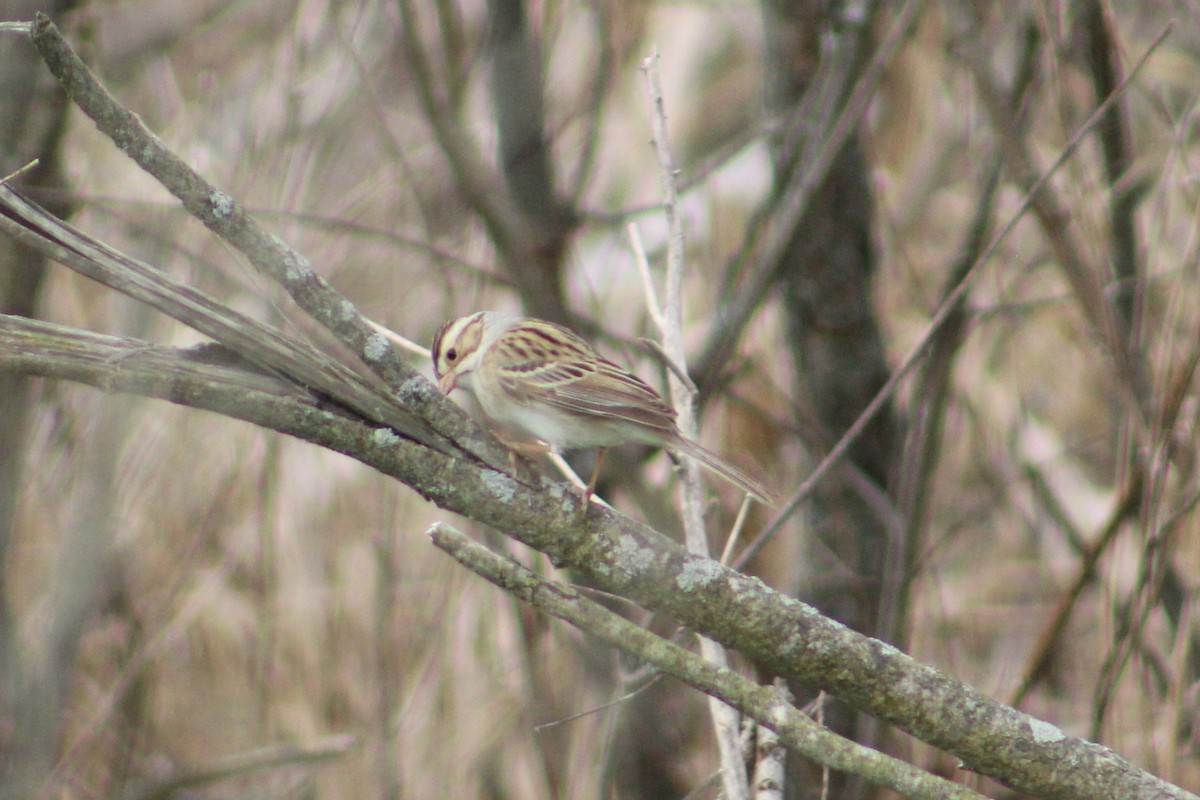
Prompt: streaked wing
<box><xmin>489</xmin><ymin>320</ymin><xmax>677</xmax><ymax>435</ymax></box>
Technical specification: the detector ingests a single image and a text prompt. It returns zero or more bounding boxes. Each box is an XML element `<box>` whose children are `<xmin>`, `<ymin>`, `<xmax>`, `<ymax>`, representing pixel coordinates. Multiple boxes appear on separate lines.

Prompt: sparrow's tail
<box><xmin>672</xmin><ymin>436</ymin><xmax>778</xmax><ymax>507</ymax></box>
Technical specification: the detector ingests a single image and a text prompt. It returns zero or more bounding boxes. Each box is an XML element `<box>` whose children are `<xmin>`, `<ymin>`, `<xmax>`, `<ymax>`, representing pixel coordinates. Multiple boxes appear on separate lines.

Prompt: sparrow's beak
<box><xmin>437</xmin><ymin>371</ymin><xmax>457</xmax><ymax>395</ymax></box>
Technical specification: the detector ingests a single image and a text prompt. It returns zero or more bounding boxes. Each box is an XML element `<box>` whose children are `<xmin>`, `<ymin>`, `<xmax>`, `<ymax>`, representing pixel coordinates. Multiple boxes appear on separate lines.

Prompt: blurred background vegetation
<box><xmin>1</xmin><ymin>0</ymin><xmax>1198</xmax><ymax>798</ymax></box>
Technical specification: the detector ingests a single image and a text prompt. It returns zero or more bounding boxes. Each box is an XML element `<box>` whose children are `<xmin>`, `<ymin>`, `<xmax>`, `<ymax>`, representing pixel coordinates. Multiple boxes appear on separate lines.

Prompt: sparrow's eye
<box><xmin>446</xmin><ymin>347</ymin><xmax>458</xmax><ymax>362</ymax></box>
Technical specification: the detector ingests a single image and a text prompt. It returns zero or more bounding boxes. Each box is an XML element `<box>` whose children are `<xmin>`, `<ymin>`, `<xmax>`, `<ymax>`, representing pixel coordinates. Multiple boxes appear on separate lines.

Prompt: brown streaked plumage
<box><xmin>432</xmin><ymin>311</ymin><xmax>776</xmax><ymax>505</ymax></box>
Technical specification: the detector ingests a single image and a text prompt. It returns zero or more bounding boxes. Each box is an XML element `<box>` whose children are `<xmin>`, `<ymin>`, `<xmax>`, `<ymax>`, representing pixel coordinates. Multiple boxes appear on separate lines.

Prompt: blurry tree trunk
<box><xmin>399</xmin><ymin>0</ymin><xmax>575</xmax><ymax>324</ymax></box>
<box><xmin>0</xmin><ymin>1</ymin><xmax>77</xmax><ymax>795</ymax></box>
<box><xmin>774</xmin><ymin>134</ymin><xmax>893</xmax><ymax>633</ymax></box>
<box><xmin>486</xmin><ymin>0</ymin><xmax>574</xmax><ymax>324</ymax></box>
<box><xmin>761</xmin><ymin>1</ymin><xmax>901</xmax><ymax>796</ymax></box>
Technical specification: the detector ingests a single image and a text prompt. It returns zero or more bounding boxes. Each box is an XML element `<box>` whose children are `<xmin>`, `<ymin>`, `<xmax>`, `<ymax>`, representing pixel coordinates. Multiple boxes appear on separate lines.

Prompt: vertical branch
<box><xmin>757</xmin><ymin>6</ymin><xmax>901</xmax><ymax>791</ymax></box>
<box><xmin>398</xmin><ymin>0</ymin><xmax>572</xmax><ymax>323</ymax></box>
<box><xmin>752</xmin><ymin>679</ymin><xmax>789</xmax><ymax>799</ymax></box>
<box><xmin>488</xmin><ymin>0</ymin><xmax>560</xmax><ymax>227</ymax></box>
<box><xmin>373</xmin><ymin>522</ymin><xmax>402</xmax><ymax>800</ymax></box>
<box><xmin>640</xmin><ymin>52</ymin><xmax>696</xmax><ymax>510</ymax></box>
<box><xmin>883</xmin><ymin>163</ymin><xmax>998</xmax><ymax>646</ymax></box>
<box><xmin>396</xmin><ymin>0</ymin><xmax>513</xmax><ymax>244</ymax></box>
<box><xmin>567</xmin><ymin>4</ymin><xmax>618</xmax><ymax>204</ymax></box>
<box><xmin>639</xmin><ymin>51</ymin><xmax>749</xmax><ymax>800</ymax></box>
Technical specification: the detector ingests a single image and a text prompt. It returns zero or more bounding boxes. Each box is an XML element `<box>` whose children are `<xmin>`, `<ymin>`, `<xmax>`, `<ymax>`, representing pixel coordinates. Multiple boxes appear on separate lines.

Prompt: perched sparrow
<box><xmin>431</xmin><ymin>311</ymin><xmax>776</xmax><ymax>506</ymax></box>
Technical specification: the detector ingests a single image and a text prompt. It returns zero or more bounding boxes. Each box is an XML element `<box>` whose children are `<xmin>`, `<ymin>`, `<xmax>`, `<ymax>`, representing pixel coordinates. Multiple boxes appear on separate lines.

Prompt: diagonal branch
<box><xmin>966</xmin><ymin>20</ymin><xmax>1156</xmax><ymax>421</ymax></box>
<box><xmin>429</xmin><ymin>523</ymin><xmax>987</xmax><ymax>800</ymax></box>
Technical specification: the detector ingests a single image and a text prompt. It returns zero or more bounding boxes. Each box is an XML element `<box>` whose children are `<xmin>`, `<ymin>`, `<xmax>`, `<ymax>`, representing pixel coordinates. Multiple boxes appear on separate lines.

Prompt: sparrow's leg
<box><xmin>582</xmin><ymin>448</ymin><xmax>608</xmax><ymax>510</ymax></box>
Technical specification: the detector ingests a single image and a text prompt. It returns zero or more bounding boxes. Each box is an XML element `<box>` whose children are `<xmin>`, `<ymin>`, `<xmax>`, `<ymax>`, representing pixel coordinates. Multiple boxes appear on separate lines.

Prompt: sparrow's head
<box><xmin>431</xmin><ymin>311</ymin><xmax>517</xmax><ymax>395</ymax></box>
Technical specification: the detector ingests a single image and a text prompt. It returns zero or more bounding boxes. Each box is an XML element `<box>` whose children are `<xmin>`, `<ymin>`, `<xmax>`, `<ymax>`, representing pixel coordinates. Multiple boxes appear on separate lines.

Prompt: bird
<box><xmin>431</xmin><ymin>311</ymin><xmax>776</xmax><ymax>506</ymax></box>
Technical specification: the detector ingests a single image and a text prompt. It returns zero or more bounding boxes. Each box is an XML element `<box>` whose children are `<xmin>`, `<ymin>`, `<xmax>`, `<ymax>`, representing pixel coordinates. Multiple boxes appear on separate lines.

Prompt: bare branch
<box><xmin>1080</xmin><ymin>0</ymin><xmax>1146</xmax><ymax>329</ymax></box>
<box><xmin>753</xmin><ymin>681</ymin><xmax>789</xmax><ymax>800</ymax></box>
<box><xmin>965</xmin><ymin>20</ymin><xmax>1162</xmax><ymax>421</ymax></box>
<box><xmin>641</xmin><ymin>50</ymin><xmax>748</xmax><ymax>800</ymax></box>
<box><xmin>0</xmin><ymin>183</ymin><xmax>443</xmax><ymax>449</ymax></box>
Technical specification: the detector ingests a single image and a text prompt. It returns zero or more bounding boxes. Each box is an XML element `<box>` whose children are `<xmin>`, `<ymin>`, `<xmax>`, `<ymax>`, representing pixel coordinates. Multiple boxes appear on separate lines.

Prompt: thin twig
<box><xmin>1009</xmin><ymin>476</ymin><xmax>1141</xmax><ymax>707</ymax></box>
<box><xmin>365</xmin><ymin>319</ymin><xmax>432</xmax><ymax>360</ymax></box>
<box><xmin>627</xmin><ymin>221</ymin><xmax>666</xmax><ymax>332</ymax></box>
<box><xmin>533</xmin><ymin>674</ymin><xmax>664</xmax><ymax>732</ymax></box>
<box><xmin>719</xmin><ymin>496</ymin><xmax>753</xmax><ymax>566</ymax></box>
<box><xmin>393</xmin><ymin>0</ymin><xmax>512</xmax><ymax>249</ymax></box>
<box><xmin>636</xmin><ymin>336</ymin><xmax>696</xmax><ymax>395</ymax></box>
<box><xmin>546</xmin><ymin>451</ymin><xmax>615</xmax><ymax>511</ymax></box>
<box><xmin>1</xmin><ymin>159</ymin><xmax>39</xmax><ymax>186</ymax></box>
<box><xmin>640</xmin><ymin>49</ymin><xmax>749</xmax><ymax>800</ymax></box>
<box><xmin>568</xmin><ymin>4</ymin><xmax>617</xmax><ymax>205</ymax></box>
